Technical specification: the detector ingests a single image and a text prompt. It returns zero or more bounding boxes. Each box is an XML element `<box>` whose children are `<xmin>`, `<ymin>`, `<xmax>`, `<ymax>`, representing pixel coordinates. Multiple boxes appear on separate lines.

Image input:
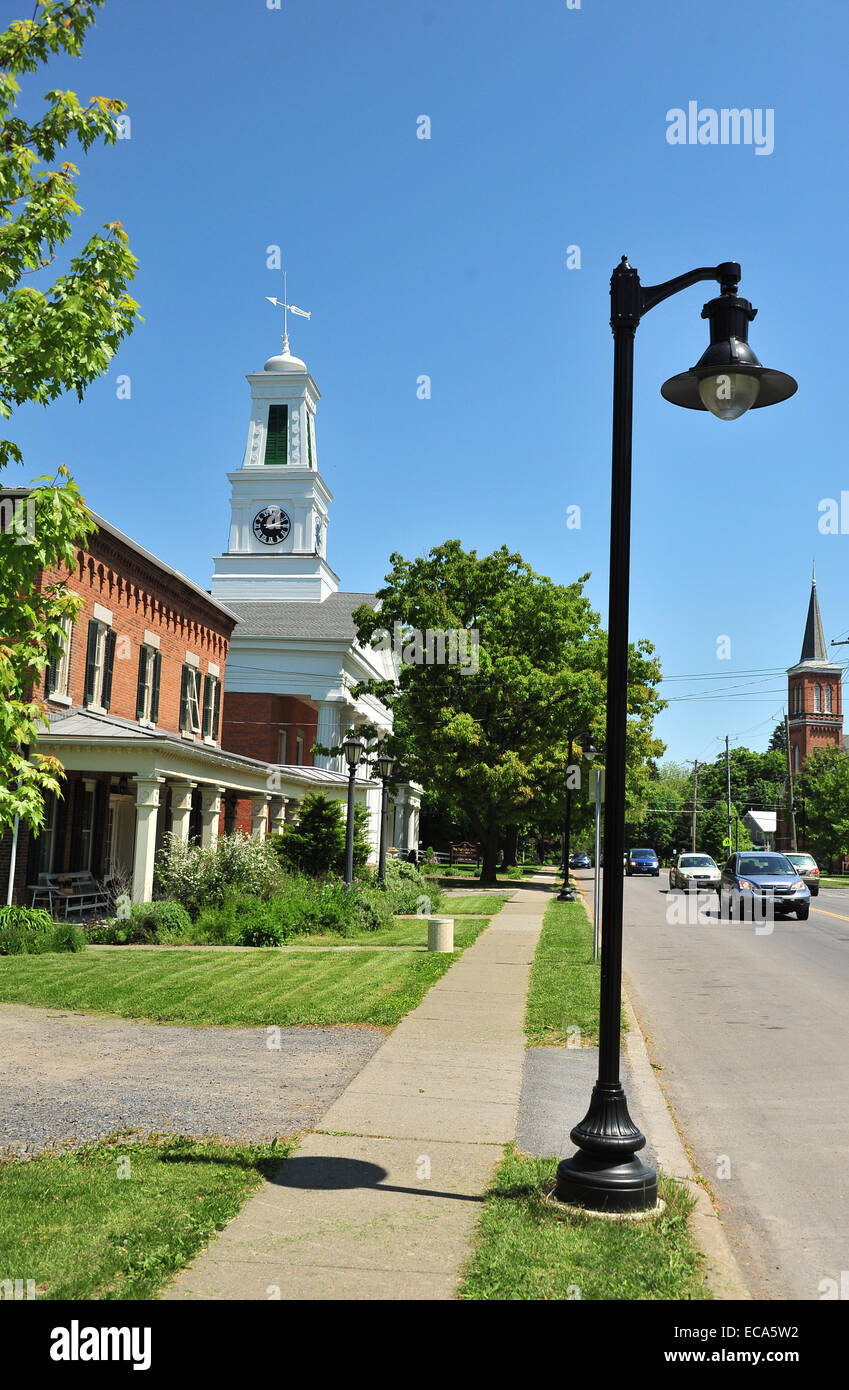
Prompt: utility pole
<box><xmin>784</xmin><ymin>711</ymin><xmax>798</xmax><ymax>852</ymax></box>
<box><xmin>685</xmin><ymin>759</ymin><xmax>700</xmax><ymax>852</ymax></box>
<box><xmin>725</xmin><ymin>736</ymin><xmax>732</xmax><ymax>860</ymax></box>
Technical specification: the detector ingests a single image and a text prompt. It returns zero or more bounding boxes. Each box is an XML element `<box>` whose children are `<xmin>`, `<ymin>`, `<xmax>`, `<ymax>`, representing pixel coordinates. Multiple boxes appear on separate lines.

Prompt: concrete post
<box><xmin>427</xmin><ymin>917</ymin><xmax>454</xmax><ymax>952</ymax></box>
<box><xmin>199</xmin><ymin>785</ymin><xmax>224</xmax><ymax>849</ymax></box>
<box><xmin>131</xmin><ymin>775</ymin><xmax>165</xmax><ymax>903</ymax></box>
<box><xmin>251</xmin><ymin>794</ymin><xmax>270</xmax><ymax>841</ymax></box>
<box><xmin>169</xmin><ymin>779</ymin><xmax>196</xmax><ymax>844</ymax></box>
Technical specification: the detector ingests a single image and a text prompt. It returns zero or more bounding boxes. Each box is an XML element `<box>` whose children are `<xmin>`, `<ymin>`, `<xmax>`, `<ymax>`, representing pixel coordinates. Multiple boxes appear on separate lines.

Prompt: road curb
<box><xmin>621</xmin><ymin>986</ymin><xmax>752</xmax><ymax>1301</ymax></box>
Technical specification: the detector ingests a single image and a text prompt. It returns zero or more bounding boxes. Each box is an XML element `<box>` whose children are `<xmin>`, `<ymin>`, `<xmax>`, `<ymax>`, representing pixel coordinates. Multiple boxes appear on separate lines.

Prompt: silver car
<box><xmin>719</xmin><ymin>851</ymin><xmax>811</xmax><ymax>921</ymax></box>
<box><xmin>784</xmin><ymin>852</ymin><xmax>820</xmax><ymax>897</ymax></box>
<box><xmin>669</xmin><ymin>852</ymin><xmax>721</xmax><ymax>893</ymax></box>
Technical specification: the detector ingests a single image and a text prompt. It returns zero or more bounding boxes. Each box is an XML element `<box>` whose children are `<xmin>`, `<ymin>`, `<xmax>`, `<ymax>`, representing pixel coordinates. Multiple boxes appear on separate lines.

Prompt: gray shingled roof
<box><xmin>227</xmin><ymin>592</ymin><xmax>378</xmax><ymax>640</ymax></box>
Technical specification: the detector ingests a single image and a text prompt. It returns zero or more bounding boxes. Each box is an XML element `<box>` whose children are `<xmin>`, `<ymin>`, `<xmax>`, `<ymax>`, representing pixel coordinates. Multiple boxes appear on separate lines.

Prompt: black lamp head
<box><xmin>661</xmin><ymin>272</ymin><xmax>797</xmax><ymax>419</ymax></box>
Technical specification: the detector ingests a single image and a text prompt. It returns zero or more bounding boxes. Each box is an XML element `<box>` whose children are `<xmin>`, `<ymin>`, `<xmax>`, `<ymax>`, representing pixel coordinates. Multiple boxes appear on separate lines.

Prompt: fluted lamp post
<box><xmin>342</xmin><ymin>734</ymin><xmax>365</xmax><ymax>886</ymax></box>
<box><xmin>554</xmin><ymin>258</ymin><xmax>797</xmax><ymax>1215</ymax></box>
<box><xmin>376</xmin><ymin>750</ymin><xmax>395</xmax><ymax>885</ymax></box>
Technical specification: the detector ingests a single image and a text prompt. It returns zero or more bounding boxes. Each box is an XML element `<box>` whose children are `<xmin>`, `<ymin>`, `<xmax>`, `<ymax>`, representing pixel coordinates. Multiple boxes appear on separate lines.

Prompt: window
<box><xmin>36</xmin><ymin>792</ymin><xmax>57</xmax><ymax>873</ymax></box>
<box><xmin>826</xmin><ymin>685</ymin><xmax>833</xmax><ymax>713</ymax></box>
<box><xmin>79</xmin><ymin>781</ymin><xmax>95</xmax><ymax>871</ymax></box>
<box><xmin>44</xmin><ymin>616</ymin><xmax>73</xmax><ymax>701</ymax></box>
<box><xmin>814</xmin><ymin>683</ymin><xmax>822</xmax><ymax>713</ymax></box>
<box><xmin>136</xmin><ymin>645</ymin><xmax>162</xmax><ymax>724</ymax></box>
<box><xmin>265</xmin><ymin>404</ymin><xmax>289</xmax><ymax>464</ymax></box>
<box><xmin>306</xmin><ymin>411</ymin><xmax>314</xmax><ymax>468</ymax></box>
<box><xmin>295</xmin><ymin>732</ymin><xmax>304</xmax><ymax>765</ymax></box>
<box><xmin>83</xmin><ymin>619</ymin><xmax>116</xmax><ymax>711</ymax></box>
<box><xmin>201</xmin><ymin>673</ymin><xmax>221</xmax><ymax>740</ymax></box>
<box><xmin>180</xmin><ymin>664</ymin><xmax>202</xmax><ymax>734</ymax></box>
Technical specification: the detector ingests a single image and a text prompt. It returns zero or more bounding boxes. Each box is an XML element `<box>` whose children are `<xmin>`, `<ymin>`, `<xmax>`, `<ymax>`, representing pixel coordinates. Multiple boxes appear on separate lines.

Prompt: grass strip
<box><xmin>458</xmin><ymin>1149</ymin><xmax>710</xmax><ymax>1301</ymax></box>
<box><xmin>0</xmin><ymin>1133</ymin><xmax>291</xmax><ymax>1301</ymax></box>
<box><xmin>0</xmin><ymin>921</ymin><xmax>492</xmax><ymax>1028</ymax></box>
<box><xmin>525</xmin><ymin>897</ymin><xmax>625</xmax><ymax>1047</ymax></box>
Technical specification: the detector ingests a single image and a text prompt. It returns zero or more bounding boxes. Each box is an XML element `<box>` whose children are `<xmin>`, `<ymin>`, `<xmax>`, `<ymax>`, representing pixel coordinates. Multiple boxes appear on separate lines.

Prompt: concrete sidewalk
<box><xmin>165</xmin><ymin>873</ymin><xmax>555</xmax><ymax>1301</ymax></box>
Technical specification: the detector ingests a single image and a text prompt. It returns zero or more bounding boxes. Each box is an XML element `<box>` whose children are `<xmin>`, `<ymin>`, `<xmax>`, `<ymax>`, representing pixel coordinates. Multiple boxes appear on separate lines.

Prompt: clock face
<box><xmin>253</xmin><ymin>506</ymin><xmax>291</xmax><ymax>545</ymax></box>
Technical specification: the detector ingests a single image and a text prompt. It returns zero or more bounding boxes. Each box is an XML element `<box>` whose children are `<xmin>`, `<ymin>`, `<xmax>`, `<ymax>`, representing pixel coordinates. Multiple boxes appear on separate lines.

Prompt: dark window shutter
<box><xmin>150</xmin><ymin>650</ymin><xmax>161</xmax><ymax>723</ymax></box>
<box><xmin>44</xmin><ymin>649</ymin><xmax>59</xmax><ymax>697</ymax></box>
<box><xmin>265</xmin><ymin>404</ymin><xmax>288</xmax><ymax>464</ymax></box>
<box><xmin>68</xmin><ymin>780</ymin><xmax>84</xmax><ymax>869</ymax></box>
<box><xmin>136</xmin><ymin>646</ymin><xmax>149</xmax><ymax>720</ymax></box>
<box><xmin>179</xmin><ymin>665</ymin><xmax>190</xmax><ymax>732</ymax></box>
<box><xmin>212</xmin><ymin>678</ymin><xmax>221</xmax><ymax>740</ymax></box>
<box><xmin>101</xmin><ymin>629</ymin><xmax>117</xmax><ymax>711</ymax></box>
<box><xmin>91</xmin><ymin>780</ymin><xmax>107</xmax><ymax>879</ymax></box>
<box><xmin>202</xmin><ymin>674</ymin><xmax>213</xmax><ymax>738</ymax></box>
<box><xmin>83</xmin><ymin>620</ymin><xmax>99</xmax><ymax>705</ymax></box>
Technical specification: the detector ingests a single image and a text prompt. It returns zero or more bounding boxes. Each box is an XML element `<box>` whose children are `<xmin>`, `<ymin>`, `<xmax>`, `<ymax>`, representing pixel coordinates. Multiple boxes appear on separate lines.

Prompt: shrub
<box><xmin>271</xmin><ymin>794</ymin><xmax>346</xmax><ymax>876</ymax></box>
<box><xmin>155</xmin><ymin>833</ymin><xmax>283</xmax><ymax>916</ymax></box>
<box><xmin>376</xmin><ymin>859</ymin><xmax>443</xmax><ymax>915</ymax></box>
<box><xmin>0</xmin><ymin>907</ymin><xmax>85</xmax><ymax>955</ymax></box>
<box><xmin>131</xmin><ymin>901</ymin><xmax>192</xmax><ymax>940</ymax></box>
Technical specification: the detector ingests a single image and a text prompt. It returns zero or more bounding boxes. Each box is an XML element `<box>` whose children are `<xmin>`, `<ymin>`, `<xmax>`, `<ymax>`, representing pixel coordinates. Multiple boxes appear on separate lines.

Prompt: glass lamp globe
<box><xmin>697</xmin><ymin>371</ymin><xmax>761</xmax><ymax>420</ymax></box>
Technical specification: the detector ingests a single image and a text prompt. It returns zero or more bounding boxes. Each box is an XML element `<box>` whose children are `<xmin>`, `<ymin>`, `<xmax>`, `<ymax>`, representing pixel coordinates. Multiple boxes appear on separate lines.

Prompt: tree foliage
<box><xmin>352</xmin><ymin>540</ymin><xmax>664</xmax><ymax>883</ymax></box>
<box><xmin>798</xmin><ymin>746</ymin><xmax>849</xmax><ymax>861</ymax></box>
<box><xmin>0</xmin><ymin>0</ymin><xmax>139</xmax><ymax>835</ymax></box>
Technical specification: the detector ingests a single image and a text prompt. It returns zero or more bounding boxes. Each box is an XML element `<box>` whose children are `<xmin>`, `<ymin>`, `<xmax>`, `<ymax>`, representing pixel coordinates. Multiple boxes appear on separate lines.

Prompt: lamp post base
<box><xmin>557</xmin><ymin>887</ymin><xmax>576</xmax><ymax>901</ymax></box>
<box><xmin>554</xmin><ymin>1150</ymin><xmax>658</xmax><ymax>1213</ymax></box>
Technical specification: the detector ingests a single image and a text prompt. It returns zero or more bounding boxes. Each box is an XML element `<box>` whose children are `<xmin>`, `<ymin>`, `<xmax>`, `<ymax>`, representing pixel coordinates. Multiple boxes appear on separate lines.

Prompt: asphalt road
<box><xmin>576</xmin><ymin>868</ymin><xmax>849</xmax><ymax>1301</ymax></box>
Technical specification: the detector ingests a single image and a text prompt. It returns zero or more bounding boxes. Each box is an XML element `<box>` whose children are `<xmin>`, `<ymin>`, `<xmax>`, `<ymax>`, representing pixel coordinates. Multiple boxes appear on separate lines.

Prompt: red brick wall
<box><xmin>38</xmin><ymin>527</ymin><xmax>234</xmax><ymax>738</ymax></box>
<box><xmin>222</xmin><ymin>692</ymin><xmax>318</xmax><ymax>766</ymax></box>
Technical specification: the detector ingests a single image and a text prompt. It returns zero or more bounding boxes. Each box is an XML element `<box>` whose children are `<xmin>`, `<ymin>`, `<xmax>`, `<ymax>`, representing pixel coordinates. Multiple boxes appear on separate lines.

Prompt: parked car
<box><xmin>669</xmin><ymin>853</ymin><xmax>721</xmax><ymax>893</ymax></box>
<box><xmin>570</xmin><ymin>852</ymin><xmax>592</xmax><ymax>869</ymax></box>
<box><xmin>784</xmin><ymin>852</ymin><xmax>820</xmax><ymax>897</ymax></box>
<box><xmin>719</xmin><ymin>851</ymin><xmax>810</xmax><ymax>920</ymax></box>
<box><xmin>626</xmin><ymin>847</ymin><xmax>660</xmax><ymax>877</ymax></box>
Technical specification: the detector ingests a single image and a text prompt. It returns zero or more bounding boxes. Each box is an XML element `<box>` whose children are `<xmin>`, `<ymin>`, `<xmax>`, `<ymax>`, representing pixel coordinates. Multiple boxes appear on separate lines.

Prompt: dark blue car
<box><xmin>626</xmin><ymin>847</ymin><xmax>660</xmax><ymax>877</ymax></box>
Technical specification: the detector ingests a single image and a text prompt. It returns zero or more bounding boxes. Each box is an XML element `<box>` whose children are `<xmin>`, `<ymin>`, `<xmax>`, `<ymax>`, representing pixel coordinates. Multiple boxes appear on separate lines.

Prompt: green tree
<box><xmin>798</xmin><ymin>747</ymin><xmax>849</xmax><ymax>861</ymax></box>
<box><xmin>698</xmin><ymin>802</ymin><xmax>752</xmax><ymax>862</ymax></box>
<box><xmin>352</xmin><ymin>541</ymin><xmax>664</xmax><ymax>885</ymax></box>
<box><xmin>768</xmin><ymin>721</ymin><xmax>787</xmax><ymax>754</ymax></box>
<box><xmin>0</xmin><ymin>0</ymin><xmax>139</xmax><ymax>835</ymax></box>
<box><xmin>274</xmin><ymin>793</ymin><xmax>346</xmax><ymax>876</ymax></box>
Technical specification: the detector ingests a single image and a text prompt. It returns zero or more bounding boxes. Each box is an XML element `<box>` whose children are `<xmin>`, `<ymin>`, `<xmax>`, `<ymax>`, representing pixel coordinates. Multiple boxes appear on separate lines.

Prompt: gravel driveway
<box><xmin>0</xmin><ymin>1003</ymin><xmax>383</xmax><ymax>1156</ymax></box>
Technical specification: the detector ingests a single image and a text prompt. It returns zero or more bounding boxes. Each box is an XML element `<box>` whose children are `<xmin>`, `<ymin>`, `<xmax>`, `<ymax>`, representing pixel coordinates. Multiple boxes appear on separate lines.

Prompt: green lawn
<box><xmin>525</xmin><ymin>897</ymin><xmax>625</xmax><ymax>1047</ymax></box>
<box><xmin>0</xmin><ymin>911</ymin><xmax>497</xmax><ymax>1027</ymax></box>
<box><xmin>0</xmin><ymin>1134</ymin><xmax>290</xmax><ymax>1301</ymax></box>
<box><xmin>438</xmin><ymin>894</ymin><xmax>512</xmax><ymax>915</ymax></box>
<box><xmin>816</xmin><ymin>876</ymin><xmax>849</xmax><ymax>890</ymax></box>
<box><xmin>458</xmin><ymin>1150</ymin><xmax>710</xmax><ymax>1300</ymax></box>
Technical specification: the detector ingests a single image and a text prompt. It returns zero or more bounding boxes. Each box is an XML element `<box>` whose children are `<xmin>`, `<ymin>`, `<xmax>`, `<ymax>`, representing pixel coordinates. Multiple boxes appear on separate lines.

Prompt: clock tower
<box><xmin>211</xmin><ymin>333</ymin><xmax>339</xmax><ymax>602</ymax></box>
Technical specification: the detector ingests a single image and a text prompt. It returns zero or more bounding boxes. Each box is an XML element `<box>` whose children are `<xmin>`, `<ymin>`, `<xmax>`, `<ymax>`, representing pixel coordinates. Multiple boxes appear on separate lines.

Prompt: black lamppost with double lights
<box><xmin>554</xmin><ymin>258</ymin><xmax>797</xmax><ymax>1215</ymax></box>
<box><xmin>342</xmin><ymin>733</ymin><xmax>365</xmax><ymax>885</ymax></box>
<box><xmin>376</xmin><ymin>750</ymin><xmax>395</xmax><ymax>885</ymax></box>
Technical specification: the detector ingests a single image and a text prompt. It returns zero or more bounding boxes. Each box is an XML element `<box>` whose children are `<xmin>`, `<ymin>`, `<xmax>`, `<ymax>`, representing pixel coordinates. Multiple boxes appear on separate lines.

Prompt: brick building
<box><xmin>1</xmin><ymin>490</ymin><xmax>371</xmax><ymax>906</ymax></box>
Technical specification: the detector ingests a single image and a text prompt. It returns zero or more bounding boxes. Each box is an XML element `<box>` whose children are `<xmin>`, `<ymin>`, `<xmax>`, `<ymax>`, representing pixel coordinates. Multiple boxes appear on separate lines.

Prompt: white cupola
<box><xmin>210</xmin><ymin>332</ymin><xmax>340</xmax><ymax>603</ymax></box>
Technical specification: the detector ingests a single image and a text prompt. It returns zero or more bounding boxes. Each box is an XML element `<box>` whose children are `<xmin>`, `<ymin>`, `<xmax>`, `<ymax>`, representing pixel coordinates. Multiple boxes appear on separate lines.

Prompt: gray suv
<box><xmin>720</xmin><ymin>851</ymin><xmax>810</xmax><ymax>921</ymax></box>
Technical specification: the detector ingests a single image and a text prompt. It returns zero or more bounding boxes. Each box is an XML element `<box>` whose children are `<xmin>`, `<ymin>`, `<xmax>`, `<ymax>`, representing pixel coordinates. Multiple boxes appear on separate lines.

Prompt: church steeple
<box><xmin>787</xmin><ymin>569</ymin><xmax>843</xmax><ymax>773</ymax></box>
<box><xmin>210</xmin><ymin>331</ymin><xmax>339</xmax><ymax>603</ymax></box>
<box><xmin>799</xmin><ymin>568</ymin><xmax>829</xmax><ymax>663</ymax></box>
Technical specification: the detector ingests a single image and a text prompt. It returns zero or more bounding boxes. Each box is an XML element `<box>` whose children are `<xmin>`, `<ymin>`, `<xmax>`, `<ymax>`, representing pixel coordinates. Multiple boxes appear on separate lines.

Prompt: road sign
<box><xmin>722</xmin><ymin>836</ymin><xmax>732</xmax><ymax>848</ymax></box>
<box><xmin>588</xmin><ymin>768</ymin><xmax>605</xmax><ymax>801</ymax></box>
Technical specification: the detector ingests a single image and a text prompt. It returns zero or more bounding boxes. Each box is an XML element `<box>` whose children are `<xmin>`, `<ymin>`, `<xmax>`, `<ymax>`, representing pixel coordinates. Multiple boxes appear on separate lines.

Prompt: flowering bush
<box><xmin>154</xmin><ymin>833</ymin><xmax>283</xmax><ymax>917</ymax></box>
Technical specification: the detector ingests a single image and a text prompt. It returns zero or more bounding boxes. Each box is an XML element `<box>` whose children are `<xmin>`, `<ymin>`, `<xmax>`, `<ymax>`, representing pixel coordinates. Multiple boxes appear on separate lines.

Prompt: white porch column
<box><xmin>251</xmin><ymin>794</ymin><xmax>270</xmax><ymax>840</ymax></box>
<box><xmin>199</xmin><ymin>785</ymin><xmax>225</xmax><ymax>849</ymax></box>
<box><xmin>314</xmin><ymin>701</ymin><xmax>342</xmax><ymax>771</ymax></box>
<box><xmin>169</xmin><ymin>779</ymin><xmax>196</xmax><ymax>844</ymax></box>
<box><xmin>131</xmin><ymin>775</ymin><xmax>164</xmax><ymax>903</ymax></box>
<box><xmin>269</xmin><ymin>795</ymin><xmax>288</xmax><ymax>836</ymax></box>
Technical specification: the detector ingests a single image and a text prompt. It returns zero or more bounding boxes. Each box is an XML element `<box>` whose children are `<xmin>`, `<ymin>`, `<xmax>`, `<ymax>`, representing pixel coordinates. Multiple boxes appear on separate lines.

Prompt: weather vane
<box><xmin>266</xmin><ymin>270</ymin><xmax>311</xmax><ymax>350</ymax></box>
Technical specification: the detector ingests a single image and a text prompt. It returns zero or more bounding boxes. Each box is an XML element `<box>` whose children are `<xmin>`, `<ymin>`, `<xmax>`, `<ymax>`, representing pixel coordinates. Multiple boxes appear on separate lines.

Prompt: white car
<box><xmin>669</xmin><ymin>852</ymin><xmax>721</xmax><ymax>893</ymax></box>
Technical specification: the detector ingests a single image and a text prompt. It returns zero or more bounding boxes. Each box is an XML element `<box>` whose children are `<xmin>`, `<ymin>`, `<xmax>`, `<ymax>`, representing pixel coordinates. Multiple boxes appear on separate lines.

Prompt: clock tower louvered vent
<box><xmin>210</xmin><ymin>331</ymin><xmax>338</xmax><ymax>603</ymax></box>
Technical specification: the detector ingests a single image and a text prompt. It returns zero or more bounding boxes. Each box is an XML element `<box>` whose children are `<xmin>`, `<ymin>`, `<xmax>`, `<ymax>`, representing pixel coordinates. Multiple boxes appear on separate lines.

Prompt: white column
<box><xmin>169</xmin><ymin>779</ymin><xmax>195</xmax><ymax>843</ymax></box>
<box><xmin>131</xmin><ymin>775</ymin><xmax>164</xmax><ymax>903</ymax></box>
<box><xmin>199</xmin><ymin>785</ymin><xmax>225</xmax><ymax>849</ymax></box>
<box><xmin>269</xmin><ymin>795</ymin><xmax>288</xmax><ymax>837</ymax></box>
<box><xmin>314</xmin><ymin>701</ymin><xmax>341</xmax><ymax>771</ymax></box>
<box><xmin>251</xmin><ymin>794</ymin><xmax>270</xmax><ymax>840</ymax></box>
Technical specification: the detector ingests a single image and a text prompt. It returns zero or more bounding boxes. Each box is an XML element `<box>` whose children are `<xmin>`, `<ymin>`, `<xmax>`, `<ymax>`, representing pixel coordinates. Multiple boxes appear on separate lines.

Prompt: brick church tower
<box><xmin>787</xmin><ymin>573</ymin><xmax>843</xmax><ymax>774</ymax></box>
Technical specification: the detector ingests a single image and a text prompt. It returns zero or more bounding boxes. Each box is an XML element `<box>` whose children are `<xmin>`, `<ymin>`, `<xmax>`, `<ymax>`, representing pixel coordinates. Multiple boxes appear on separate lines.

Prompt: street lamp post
<box><xmin>557</xmin><ymin>729</ymin><xmax>579</xmax><ymax>902</ymax></box>
<box><xmin>376</xmin><ymin>750</ymin><xmax>395</xmax><ymax>886</ymax></box>
<box><xmin>554</xmin><ymin>257</ymin><xmax>797</xmax><ymax>1214</ymax></box>
<box><xmin>342</xmin><ymin>733</ymin><xmax>365</xmax><ymax>885</ymax></box>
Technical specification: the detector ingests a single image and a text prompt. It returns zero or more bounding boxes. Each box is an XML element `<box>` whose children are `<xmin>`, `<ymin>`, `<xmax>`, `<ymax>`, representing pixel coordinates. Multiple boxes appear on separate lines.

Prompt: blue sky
<box><xmin>8</xmin><ymin>0</ymin><xmax>849</xmax><ymax>765</ymax></box>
